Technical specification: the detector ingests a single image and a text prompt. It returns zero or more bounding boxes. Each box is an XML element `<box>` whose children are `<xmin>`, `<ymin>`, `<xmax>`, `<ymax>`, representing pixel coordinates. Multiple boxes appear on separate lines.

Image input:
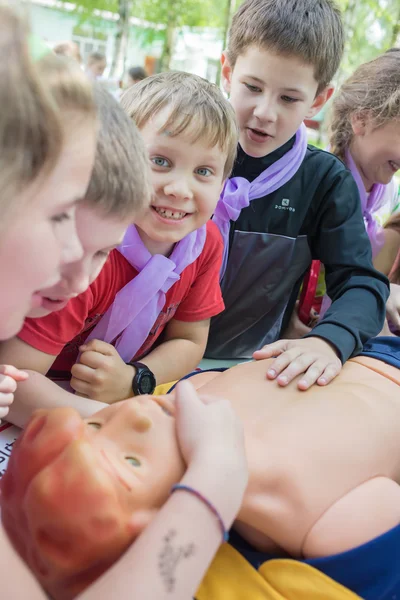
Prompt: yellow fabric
<box><xmin>196</xmin><ymin>543</ymin><xmax>361</xmax><ymax>600</ymax></box>
<box><xmin>153</xmin><ymin>381</ymin><xmax>177</xmax><ymax>395</ymax></box>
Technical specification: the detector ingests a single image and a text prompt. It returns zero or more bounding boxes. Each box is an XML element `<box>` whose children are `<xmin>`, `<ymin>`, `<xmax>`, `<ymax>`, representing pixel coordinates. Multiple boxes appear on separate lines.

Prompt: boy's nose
<box><xmin>253</xmin><ymin>95</ymin><xmax>277</xmax><ymax>123</ymax></box>
<box><xmin>61</xmin><ymin>222</ymin><xmax>84</xmax><ymax>265</ymax></box>
<box><xmin>163</xmin><ymin>178</ymin><xmax>193</xmax><ymax>201</ymax></box>
<box><xmin>62</xmin><ymin>262</ymin><xmax>90</xmax><ymax>296</ymax></box>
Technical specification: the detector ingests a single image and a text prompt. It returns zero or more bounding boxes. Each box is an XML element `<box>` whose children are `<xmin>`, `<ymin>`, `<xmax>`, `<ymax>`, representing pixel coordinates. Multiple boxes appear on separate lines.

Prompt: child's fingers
<box><xmin>79</xmin><ymin>339</ymin><xmax>115</xmax><ymax>356</ymax></box>
<box><xmin>0</xmin><ymin>365</ymin><xmax>28</xmax><ymax>381</ymax></box>
<box><xmin>253</xmin><ymin>340</ymin><xmax>287</xmax><ymax>360</ymax></box>
<box><xmin>297</xmin><ymin>361</ymin><xmax>341</xmax><ymax>390</ymax></box>
<box><xmin>316</xmin><ymin>363</ymin><xmax>341</xmax><ymax>387</ymax></box>
<box><xmin>275</xmin><ymin>352</ymin><xmax>315</xmax><ymax>385</ymax></box>
<box><xmin>297</xmin><ymin>360</ymin><xmax>327</xmax><ymax>390</ymax></box>
<box><xmin>70</xmin><ymin>375</ymin><xmax>94</xmax><ymax>396</ymax></box>
<box><xmin>0</xmin><ymin>406</ymin><xmax>10</xmax><ymax>419</ymax></box>
<box><xmin>175</xmin><ymin>380</ymin><xmax>201</xmax><ymax>414</ymax></box>
<box><xmin>0</xmin><ymin>392</ymin><xmax>15</xmax><ymax>407</ymax></box>
<box><xmin>266</xmin><ymin>348</ymin><xmax>302</xmax><ymax>380</ymax></box>
<box><xmin>0</xmin><ymin>375</ymin><xmax>17</xmax><ymax>394</ymax></box>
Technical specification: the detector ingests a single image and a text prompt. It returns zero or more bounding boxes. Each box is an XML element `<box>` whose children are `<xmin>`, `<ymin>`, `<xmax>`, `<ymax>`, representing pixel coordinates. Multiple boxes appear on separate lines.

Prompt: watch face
<box><xmin>139</xmin><ymin>372</ymin><xmax>156</xmax><ymax>395</ymax></box>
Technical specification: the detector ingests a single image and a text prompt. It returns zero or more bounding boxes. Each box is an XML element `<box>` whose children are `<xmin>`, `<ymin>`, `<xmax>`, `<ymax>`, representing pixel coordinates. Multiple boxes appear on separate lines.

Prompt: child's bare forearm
<box><xmin>77</xmin><ymin>461</ymin><xmax>239</xmax><ymax>600</ymax></box>
<box><xmin>7</xmin><ymin>370</ymin><xmax>106</xmax><ymax>428</ymax></box>
<box><xmin>142</xmin><ymin>338</ymin><xmax>205</xmax><ymax>386</ymax></box>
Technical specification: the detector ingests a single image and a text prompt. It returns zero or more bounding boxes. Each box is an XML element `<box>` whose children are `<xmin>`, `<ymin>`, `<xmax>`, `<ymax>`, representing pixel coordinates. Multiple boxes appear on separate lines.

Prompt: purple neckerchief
<box><xmin>346</xmin><ymin>149</ymin><xmax>386</xmax><ymax>258</ymax></box>
<box><xmin>213</xmin><ymin>123</ymin><xmax>308</xmax><ymax>277</ymax></box>
<box><xmin>83</xmin><ymin>224</ymin><xmax>207</xmax><ymax>362</ymax></box>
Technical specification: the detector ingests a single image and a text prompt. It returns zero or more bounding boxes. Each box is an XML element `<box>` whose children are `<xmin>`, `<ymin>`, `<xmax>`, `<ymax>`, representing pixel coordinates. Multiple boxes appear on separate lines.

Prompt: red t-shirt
<box><xmin>19</xmin><ymin>221</ymin><xmax>224</xmax><ymax>377</ymax></box>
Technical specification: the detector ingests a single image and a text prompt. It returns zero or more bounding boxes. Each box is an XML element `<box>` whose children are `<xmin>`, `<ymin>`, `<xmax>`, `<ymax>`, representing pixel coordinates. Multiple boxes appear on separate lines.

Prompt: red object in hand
<box><xmin>298</xmin><ymin>260</ymin><xmax>321</xmax><ymax>325</ymax></box>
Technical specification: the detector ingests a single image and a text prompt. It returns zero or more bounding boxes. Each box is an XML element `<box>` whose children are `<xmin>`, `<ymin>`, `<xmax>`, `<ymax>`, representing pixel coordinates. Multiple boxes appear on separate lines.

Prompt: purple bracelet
<box><xmin>171</xmin><ymin>484</ymin><xmax>229</xmax><ymax>543</ymax></box>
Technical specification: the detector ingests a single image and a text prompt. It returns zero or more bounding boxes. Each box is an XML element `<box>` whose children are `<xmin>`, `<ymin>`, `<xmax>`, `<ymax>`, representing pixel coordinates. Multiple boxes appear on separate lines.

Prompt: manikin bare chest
<box><xmin>199</xmin><ymin>358</ymin><xmax>400</xmax><ymax>556</ymax></box>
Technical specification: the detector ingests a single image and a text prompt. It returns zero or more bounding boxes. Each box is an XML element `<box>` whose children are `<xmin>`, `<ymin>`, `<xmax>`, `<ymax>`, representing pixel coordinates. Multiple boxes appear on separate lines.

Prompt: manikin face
<box><xmin>349</xmin><ymin>117</ymin><xmax>400</xmax><ymax>191</ymax></box>
<box><xmin>0</xmin><ymin>118</ymin><xmax>96</xmax><ymax>339</ymax></box>
<box><xmin>28</xmin><ymin>204</ymin><xmax>133</xmax><ymax>318</ymax></box>
<box><xmin>1</xmin><ymin>399</ymin><xmax>184</xmax><ymax>600</ymax></box>
<box><xmin>134</xmin><ymin>107</ymin><xmax>226</xmax><ymax>256</ymax></box>
<box><xmin>221</xmin><ymin>46</ymin><xmax>332</xmax><ymax>158</ymax></box>
<box><xmin>85</xmin><ymin>396</ymin><xmax>184</xmax><ymax>508</ymax></box>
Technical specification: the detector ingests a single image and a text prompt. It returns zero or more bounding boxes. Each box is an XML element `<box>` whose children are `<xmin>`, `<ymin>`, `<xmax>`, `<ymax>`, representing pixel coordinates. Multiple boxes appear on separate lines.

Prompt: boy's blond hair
<box><xmin>121</xmin><ymin>71</ymin><xmax>238</xmax><ymax>180</ymax></box>
<box><xmin>330</xmin><ymin>49</ymin><xmax>400</xmax><ymax>163</ymax></box>
<box><xmin>228</xmin><ymin>0</ymin><xmax>344</xmax><ymax>93</ymax></box>
<box><xmin>85</xmin><ymin>85</ymin><xmax>151</xmax><ymax>218</ymax></box>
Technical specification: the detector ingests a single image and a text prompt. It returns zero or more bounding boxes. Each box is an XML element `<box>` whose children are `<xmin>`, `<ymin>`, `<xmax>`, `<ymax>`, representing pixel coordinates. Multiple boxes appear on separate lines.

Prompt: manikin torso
<box><xmin>191</xmin><ymin>357</ymin><xmax>400</xmax><ymax>557</ymax></box>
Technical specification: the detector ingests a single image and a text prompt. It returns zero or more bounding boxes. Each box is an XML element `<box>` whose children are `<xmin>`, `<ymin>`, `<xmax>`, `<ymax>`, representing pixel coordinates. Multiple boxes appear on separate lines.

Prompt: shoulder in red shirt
<box><xmin>18</xmin><ymin>221</ymin><xmax>224</xmax><ymax>377</ymax></box>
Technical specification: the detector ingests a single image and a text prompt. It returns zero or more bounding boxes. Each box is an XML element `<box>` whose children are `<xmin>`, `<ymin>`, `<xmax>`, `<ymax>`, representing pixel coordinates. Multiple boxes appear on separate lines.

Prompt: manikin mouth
<box><xmin>152</xmin><ymin>206</ymin><xmax>189</xmax><ymax>220</ymax></box>
<box><xmin>389</xmin><ymin>160</ymin><xmax>400</xmax><ymax>172</ymax></box>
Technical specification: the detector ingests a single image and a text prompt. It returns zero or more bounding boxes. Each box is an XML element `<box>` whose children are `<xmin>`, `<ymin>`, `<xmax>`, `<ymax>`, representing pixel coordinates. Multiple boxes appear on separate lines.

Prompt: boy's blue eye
<box><xmin>244</xmin><ymin>83</ymin><xmax>261</xmax><ymax>93</ymax></box>
<box><xmin>151</xmin><ymin>157</ymin><xmax>170</xmax><ymax>168</ymax></box>
<box><xmin>196</xmin><ymin>167</ymin><xmax>212</xmax><ymax>177</ymax></box>
<box><xmin>51</xmin><ymin>212</ymin><xmax>70</xmax><ymax>224</ymax></box>
<box><xmin>281</xmin><ymin>95</ymin><xmax>299</xmax><ymax>104</ymax></box>
<box><xmin>125</xmin><ymin>456</ymin><xmax>141</xmax><ymax>467</ymax></box>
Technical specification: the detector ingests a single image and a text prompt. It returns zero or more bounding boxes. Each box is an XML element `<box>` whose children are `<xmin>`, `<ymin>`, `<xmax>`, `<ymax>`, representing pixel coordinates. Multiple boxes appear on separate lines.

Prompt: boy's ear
<box><xmin>221</xmin><ymin>51</ymin><xmax>233</xmax><ymax>95</ymax></box>
<box><xmin>306</xmin><ymin>85</ymin><xmax>334</xmax><ymax>119</ymax></box>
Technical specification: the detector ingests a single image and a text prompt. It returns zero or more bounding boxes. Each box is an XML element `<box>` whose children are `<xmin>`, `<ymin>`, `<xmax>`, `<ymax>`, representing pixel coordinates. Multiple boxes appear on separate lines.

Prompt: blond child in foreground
<box><xmin>0</xmin><ymin>7</ymin><xmax>247</xmax><ymax>600</ymax></box>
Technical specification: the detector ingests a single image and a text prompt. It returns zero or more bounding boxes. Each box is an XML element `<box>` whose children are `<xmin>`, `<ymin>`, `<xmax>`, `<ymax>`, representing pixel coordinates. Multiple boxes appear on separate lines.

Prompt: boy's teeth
<box><xmin>154</xmin><ymin>207</ymin><xmax>187</xmax><ymax>220</ymax></box>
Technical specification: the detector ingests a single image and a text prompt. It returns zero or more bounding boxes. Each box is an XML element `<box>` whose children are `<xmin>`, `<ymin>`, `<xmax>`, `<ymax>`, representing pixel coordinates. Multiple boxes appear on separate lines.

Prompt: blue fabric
<box><xmin>229</xmin><ymin>523</ymin><xmax>400</xmax><ymax>600</ymax></box>
<box><xmin>360</xmin><ymin>336</ymin><xmax>400</xmax><ymax>369</ymax></box>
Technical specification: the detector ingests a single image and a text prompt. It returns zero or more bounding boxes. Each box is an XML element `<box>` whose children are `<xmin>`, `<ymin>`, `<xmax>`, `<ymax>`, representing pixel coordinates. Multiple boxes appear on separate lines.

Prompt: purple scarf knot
<box><xmin>83</xmin><ymin>223</ymin><xmax>207</xmax><ymax>362</ymax></box>
<box><xmin>213</xmin><ymin>124</ymin><xmax>308</xmax><ymax>277</ymax></box>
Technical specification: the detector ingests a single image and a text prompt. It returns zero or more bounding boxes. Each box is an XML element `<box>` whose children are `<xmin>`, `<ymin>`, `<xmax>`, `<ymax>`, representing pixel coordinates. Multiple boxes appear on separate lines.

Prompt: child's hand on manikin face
<box><xmin>253</xmin><ymin>337</ymin><xmax>342</xmax><ymax>391</ymax></box>
<box><xmin>0</xmin><ymin>364</ymin><xmax>28</xmax><ymax>420</ymax></box>
<box><xmin>174</xmin><ymin>380</ymin><xmax>248</xmax><ymax>527</ymax></box>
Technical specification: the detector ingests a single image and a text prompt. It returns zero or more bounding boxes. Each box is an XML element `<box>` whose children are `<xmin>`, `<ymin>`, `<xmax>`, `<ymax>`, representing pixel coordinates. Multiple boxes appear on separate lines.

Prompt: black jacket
<box><xmin>207</xmin><ymin>139</ymin><xmax>389</xmax><ymax>362</ymax></box>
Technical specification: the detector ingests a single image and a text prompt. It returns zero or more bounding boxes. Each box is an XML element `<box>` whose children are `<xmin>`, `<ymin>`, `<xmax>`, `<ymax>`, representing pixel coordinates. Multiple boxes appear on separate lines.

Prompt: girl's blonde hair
<box><xmin>330</xmin><ymin>49</ymin><xmax>400</xmax><ymax>162</ymax></box>
<box><xmin>0</xmin><ymin>4</ymin><xmax>95</xmax><ymax>224</ymax></box>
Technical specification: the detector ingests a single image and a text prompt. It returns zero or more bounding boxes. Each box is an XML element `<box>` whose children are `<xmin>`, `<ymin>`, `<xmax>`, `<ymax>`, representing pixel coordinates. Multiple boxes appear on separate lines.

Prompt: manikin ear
<box><xmin>306</xmin><ymin>85</ymin><xmax>334</xmax><ymax>120</ymax></box>
<box><xmin>221</xmin><ymin>51</ymin><xmax>233</xmax><ymax>95</ymax></box>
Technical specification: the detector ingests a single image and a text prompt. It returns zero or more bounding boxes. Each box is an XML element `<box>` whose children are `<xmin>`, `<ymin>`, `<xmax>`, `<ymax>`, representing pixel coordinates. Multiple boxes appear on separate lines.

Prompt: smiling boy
<box><xmin>2</xmin><ymin>72</ymin><xmax>238</xmax><ymax>417</ymax></box>
<box><xmin>208</xmin><ymin>0</ymin><xmax>389</xmax><ymax>390</ymax></box>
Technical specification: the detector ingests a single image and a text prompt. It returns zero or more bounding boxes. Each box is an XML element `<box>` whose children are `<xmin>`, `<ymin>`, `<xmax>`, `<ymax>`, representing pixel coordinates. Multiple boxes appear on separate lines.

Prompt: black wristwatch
<box><xmin>127</xmin><ymin>361</ymin><xmax>156</xmax><ymax>395</ymax></box>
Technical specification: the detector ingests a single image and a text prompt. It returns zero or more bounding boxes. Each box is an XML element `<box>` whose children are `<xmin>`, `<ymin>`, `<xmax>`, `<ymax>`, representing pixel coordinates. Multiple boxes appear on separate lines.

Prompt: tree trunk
<box><xmin>160</xmin><ymin>12</ymin><xmax>176</xmax><ymax>72</ymax></box>
<box><xmin>389</xmin><ymin>5</ymin><xmax>400</xmax><ymax>47</ymax></box>
<box><xmin>215</xmin><ymin>0</ymin><xmax>236</xmax><ymax>86</ymax></box>
<box><xmin>110</xmin><ymin>0</ymin><xmax>132</xmax><ymax>78</ymax></box>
